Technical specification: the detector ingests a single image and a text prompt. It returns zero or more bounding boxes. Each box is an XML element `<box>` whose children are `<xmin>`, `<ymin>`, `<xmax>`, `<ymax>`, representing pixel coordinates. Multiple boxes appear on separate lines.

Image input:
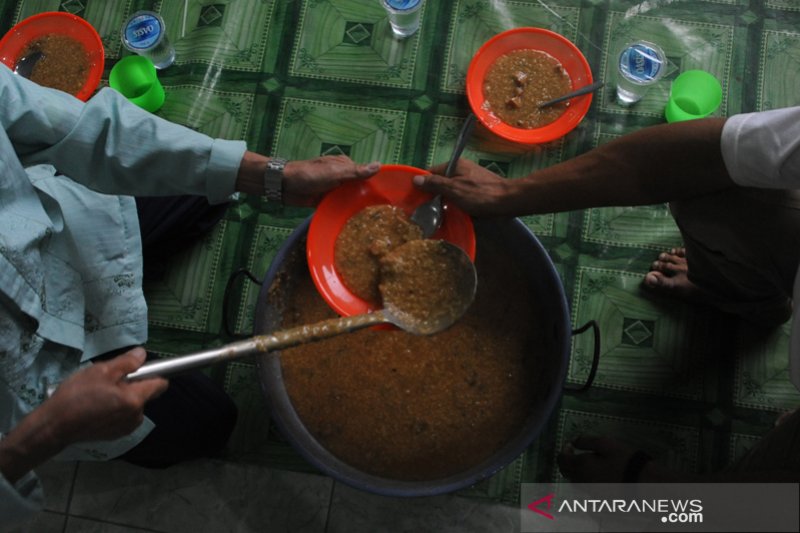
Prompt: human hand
<box><xmin>557</xmin><ymin>435</ymin><xmax>638</xmax><ymax>483</ymax></box>
<box><xmin>283</xmin><ymin>156</ymin><xmax>380</xmax><ymax>207</ymax></box>
<box><xmin>412</xmin><ymin>158</ymin><xmax>513</xmax><ymax>217</ymax></box>
<box><xmin>44</xmin><ymin>348</ymin><xmax>168</xmax><ymax>447</ymax></box>
<box><xmin>557</xmin><ymin>434</ymin><xmax>680</xmax><ymax>483</ymax></box>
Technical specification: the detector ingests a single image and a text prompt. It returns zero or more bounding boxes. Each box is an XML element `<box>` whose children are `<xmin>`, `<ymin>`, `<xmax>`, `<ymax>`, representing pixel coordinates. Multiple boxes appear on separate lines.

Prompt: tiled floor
<box><xmin>12</xmin><ymin>459</ymin><xmax>521</xmax><ymax>532</ymax></box>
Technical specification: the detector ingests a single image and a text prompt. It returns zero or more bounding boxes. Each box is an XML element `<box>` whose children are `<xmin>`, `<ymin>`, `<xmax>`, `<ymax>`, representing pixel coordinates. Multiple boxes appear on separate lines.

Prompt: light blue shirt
<box><xmin>0</xmin><ymin>64</ymin><xmax>246</xmax><ymax>524</ymax></box>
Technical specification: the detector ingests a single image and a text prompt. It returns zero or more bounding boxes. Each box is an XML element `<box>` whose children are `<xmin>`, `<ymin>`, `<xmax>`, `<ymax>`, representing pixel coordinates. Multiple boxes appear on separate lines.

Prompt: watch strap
<box><xmin>264</xmin><ymin>157</ymin><xmax>287</xmax><ymax>204</ymax></box>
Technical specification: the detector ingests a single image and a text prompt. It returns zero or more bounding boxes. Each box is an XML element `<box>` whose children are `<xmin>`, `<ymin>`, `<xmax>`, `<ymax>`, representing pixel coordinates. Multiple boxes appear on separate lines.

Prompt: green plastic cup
<box><xmin>664</xmin><ymin>70</ymin><xmax>722</xmax><ymax>123</ymax></box>
<box><xmin>109</xmin><ymin>55</ymin><xmax>165</xmax><ymax>113</ymax></box>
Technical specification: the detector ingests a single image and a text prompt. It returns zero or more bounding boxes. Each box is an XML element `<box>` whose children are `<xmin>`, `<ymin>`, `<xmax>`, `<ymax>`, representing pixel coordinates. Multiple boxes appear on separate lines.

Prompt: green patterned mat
<box><xmin>3</xmin><ymin>0</ymin><xmax>799</xmax><ymax>504</ymax></box>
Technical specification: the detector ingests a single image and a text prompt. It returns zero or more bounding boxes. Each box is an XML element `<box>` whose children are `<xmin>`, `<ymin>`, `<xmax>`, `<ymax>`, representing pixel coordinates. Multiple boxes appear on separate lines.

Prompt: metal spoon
<box><xmin>537</xmin><ymin>80</ymin><xmax>604</xmax><ymax>109</ymax></box>
<box><xmin>14</xmin><ymin>50</ymin><xmax>43</xmax><ymax>78</ymax></box>
<box><xmin>126</xmin><ymin>241</ymin><xmax>477</xmax><ymax>381</ymax></box>
<box><xmin>410</xmin><ymin>113</ymin><xmax>476</xmax><ymax>238</ymax></box>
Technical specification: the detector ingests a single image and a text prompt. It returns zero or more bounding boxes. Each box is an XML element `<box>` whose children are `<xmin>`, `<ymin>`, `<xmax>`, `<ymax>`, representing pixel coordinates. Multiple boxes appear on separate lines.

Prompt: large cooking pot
<box><xmin>248</xmin><ymin>216</ymin><xmax>598</xmax><ymax>497</ymax></box>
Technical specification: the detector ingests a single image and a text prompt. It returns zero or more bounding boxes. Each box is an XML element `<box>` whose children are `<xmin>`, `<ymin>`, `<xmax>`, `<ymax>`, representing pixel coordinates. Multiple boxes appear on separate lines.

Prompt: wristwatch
<box><xmin>264</xmin><ymin>157</ymin><xmax>287</xmax><ymax>204</ymax></box>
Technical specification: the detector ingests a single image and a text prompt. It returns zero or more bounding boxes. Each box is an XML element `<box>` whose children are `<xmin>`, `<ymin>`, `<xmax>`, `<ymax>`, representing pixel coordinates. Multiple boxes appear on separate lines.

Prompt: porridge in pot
<box><xmin>278</xmin><ymin>237</ymin><xmax>544</xmax><ymax>481</ymax></box>
<box><xmin>379</xmin><ymin>239</ymin><xmax>473</xmax><ymax>331</ymax></box>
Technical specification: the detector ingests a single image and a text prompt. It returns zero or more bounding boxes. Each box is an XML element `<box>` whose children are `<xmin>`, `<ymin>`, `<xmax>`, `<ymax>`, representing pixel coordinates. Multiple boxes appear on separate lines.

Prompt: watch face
<box><xmin>268</xmin><ymin>157</ymin><xmax>287</xmax><ymax>170</ymax></box>
<box><xmin>264</xmin><ymin>158</ymin><xmax>286</xmax><ymax>202</ymax></box>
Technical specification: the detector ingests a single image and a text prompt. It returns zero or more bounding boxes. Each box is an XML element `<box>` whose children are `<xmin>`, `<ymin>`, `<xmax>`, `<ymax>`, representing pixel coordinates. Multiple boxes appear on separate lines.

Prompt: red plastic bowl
<box><xmin>307</xmin><ymin>164</ymin><xmax>476</xmax><ymax>317</ymax></box>
<box><xmin>466</xmin><ymin>27</ymin><xmax>593</xmax><ymax>144</ymax></box>
<box><xmin>0</xmin><ymin>12</ymin><xmax>104</xmax><ymax>101</ymax></box>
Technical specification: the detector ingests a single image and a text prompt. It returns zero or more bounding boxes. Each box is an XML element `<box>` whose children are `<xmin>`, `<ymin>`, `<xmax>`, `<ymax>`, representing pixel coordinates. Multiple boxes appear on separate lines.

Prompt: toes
<box><xmin>644</xmin><ymin>272</ymin><xmax>659</xmax><ymax>287</ymax></box>
<box><xmin>652</xmin><ymin>253</ymin><xmax>688</xmax><ymax>274</ymax></box>
<box><xmin>644</xmin><ymin>271</ymin><xmax>667</xmax><ymax>289</ymax></box>
<box><xmin>650</xmin><ymin>260</ymin><xmax>677</xmax><ymax>274</ymax></box>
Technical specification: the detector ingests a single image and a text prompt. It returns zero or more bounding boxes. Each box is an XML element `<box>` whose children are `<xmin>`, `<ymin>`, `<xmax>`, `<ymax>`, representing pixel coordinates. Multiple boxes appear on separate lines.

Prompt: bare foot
<box><xmin>642</xmin><ymin>247</ymin><xmax>791</xmax><ymax>326</ymax></box>
<box><xmin>776</xmin><ymin>408</ymin><xmax>800</xmax><ymax>427</ymax></box>
<box><xmin>558</xmin><ymin>435</ymin><xmax>683</xmax><ymax>482</ymax></box>
<box><xmin>642</xmin><ymin>248</ymin><xmax>706</xmax><ymax>303</ymax></box>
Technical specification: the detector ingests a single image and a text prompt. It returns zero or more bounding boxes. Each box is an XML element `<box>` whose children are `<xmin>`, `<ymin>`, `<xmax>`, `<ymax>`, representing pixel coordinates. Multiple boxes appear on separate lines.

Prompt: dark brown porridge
<box><xmin>278</xmin><ymin>237</ymin><xmax>544</xmax><ymax>481</ymax></box>
<box><xmin>483</xmin><ymin>49</ymin><xmax>571</xmax><ymax>129</ymax></box>
<box><xmin>18</xmin><ymin>34</ymin><xmax>90</xmax><ymax>96</ymax></box>
<box><xmin>334</xmin><ymin>204</ymin><xmax>422</xmax><ymax>305</ymax></box>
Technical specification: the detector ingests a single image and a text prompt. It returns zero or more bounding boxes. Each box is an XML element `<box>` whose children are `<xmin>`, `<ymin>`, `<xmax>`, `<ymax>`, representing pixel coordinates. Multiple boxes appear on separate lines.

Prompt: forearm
<box><xmin>33</xmin><ymin>89</ymin><xmax>246</xmax><ymax>202</ymax></box>
<box><xmin>2</xmin><ymin>66</ymin><xmax>247</xmax><ymax>203</ymax></box>
<box><xmin>501</xmin><ymin>118</ymin><xmax>733</xmax><ymax>216</ymax></box>
<box><xmin>236</xmin><ymin>151</ymin><xmax>268</xmax><ymax>195</ymax></box>
<box><xmin>0</xmin><ymin>407</ymin><xmax>63</xmax><ymax>484</ymax></box>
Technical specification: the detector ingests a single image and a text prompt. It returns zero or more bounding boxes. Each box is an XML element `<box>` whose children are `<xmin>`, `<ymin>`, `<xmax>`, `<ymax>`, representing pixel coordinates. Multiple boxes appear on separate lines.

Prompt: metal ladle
<box><xmin>126</xmin><ymin>241</ymin><xmax>477</xmax><ymax>381</ymax></box>
<box><xmin>410</xmin><ymin>113</ymin><xmax>476</xmax><ymax>238</ymax></box>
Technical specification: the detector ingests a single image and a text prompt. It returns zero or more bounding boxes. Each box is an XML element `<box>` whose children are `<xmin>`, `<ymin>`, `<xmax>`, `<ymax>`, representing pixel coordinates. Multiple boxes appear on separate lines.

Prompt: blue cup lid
<box><xmin>384</xmin><ymin>0</ymin><xmax>421</xmax><ymax>10</ymax></box>
<box><xmin>619</xmin><ymin>43</ymin><xmax>664</xmax><ymax>83</ymax></box>
<box><xmin>123</xmin><ymin>12</ymin><xmax>163</xmax><ymax>51</ymax></box>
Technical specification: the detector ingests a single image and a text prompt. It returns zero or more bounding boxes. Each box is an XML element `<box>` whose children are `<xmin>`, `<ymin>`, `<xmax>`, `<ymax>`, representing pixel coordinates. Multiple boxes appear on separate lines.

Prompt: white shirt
<box><xmin>720</xmin><ymin>106</ymin><xmax>800</xmax><ymax>390</ymax></box>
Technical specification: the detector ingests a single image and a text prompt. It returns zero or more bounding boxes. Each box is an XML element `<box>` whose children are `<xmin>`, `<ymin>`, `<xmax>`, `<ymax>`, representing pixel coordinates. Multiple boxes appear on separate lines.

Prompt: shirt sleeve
<box><xmin>0</xmin><ymin>63</ymin><xmax>246</xmax><ymax>204</ymax></box>
<box><xmin>0</xmin><ymin>470</ymin><xmax>44</xmax><ymax>528</ymax></box>
<box><xmin>720</xmin><ymin>106</ymin><xmax>800</xmax><ymax>190</ymax></box>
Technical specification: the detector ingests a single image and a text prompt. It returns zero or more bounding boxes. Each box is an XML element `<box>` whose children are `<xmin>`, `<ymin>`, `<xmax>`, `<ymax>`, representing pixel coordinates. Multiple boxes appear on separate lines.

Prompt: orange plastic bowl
<box><xmin>307</xmin><ymin>164</ymin><xmax>476</xmax><ymax>317</ymax></box>
<box><xmin>0</xmin><ymin>12</ymin><xmax>104</xmax><ymax>101</ymax></box>
<box><xmin>466</xmin><ymin>27</ymin><xmax>593</xmax><ymax>144</ymax></box>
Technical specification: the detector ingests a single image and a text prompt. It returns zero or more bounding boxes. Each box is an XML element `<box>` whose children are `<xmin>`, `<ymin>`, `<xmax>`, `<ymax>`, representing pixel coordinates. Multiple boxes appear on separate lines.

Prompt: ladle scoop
<box><xmin>126</xmin><ymin>240</ymin><xmax>476</xmax><ymax>381</ymax></box>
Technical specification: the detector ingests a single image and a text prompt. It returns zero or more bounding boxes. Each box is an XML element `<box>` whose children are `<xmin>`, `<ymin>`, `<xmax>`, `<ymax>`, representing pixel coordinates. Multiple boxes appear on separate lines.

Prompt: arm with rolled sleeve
<box><xmin>0</xmin><ymin>348</ymin><xmax>166</xmax><ymax>528</ymax></box>
<box><xmin>0</xmin><ymin>63</ymin><xmax>245</xmax><ymax>202</ymax></box>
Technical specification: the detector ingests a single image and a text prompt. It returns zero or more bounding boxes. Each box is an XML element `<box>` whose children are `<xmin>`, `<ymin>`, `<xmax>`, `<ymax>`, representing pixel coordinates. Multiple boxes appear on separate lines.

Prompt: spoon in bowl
<box><xmin>410</xmin><ymin>113</ymin><xmax>476</xmax><ymax>238</ymax></box>
<box><xmin>125</xmin><ymin>240</ymin><xmax>477</xmax><ymax>381</ymax></box>
<box><xmin>537</xmin><ymin>80</ymin><xmax>604</xmax><ymax>109</ymax></box>
<box><xmin>14</xmin><ymin>50</ymin><xmax>43</xmax><ymax>78</ymax></box>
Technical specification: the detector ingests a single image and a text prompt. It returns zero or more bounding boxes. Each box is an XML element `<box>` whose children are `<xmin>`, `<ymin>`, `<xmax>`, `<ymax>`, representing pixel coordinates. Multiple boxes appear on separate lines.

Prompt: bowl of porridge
<box><xmin>254</xmin><ymin>216</ymin><xmax>575</xmax><ymax>496</ymax></box>
<box><xmin>466</xmin><ymin>27</ymin><xmax>594</xmax><ymax>144</ymax></box>
<box><xmin>0</xmin><ymin>12</ymin><xmax>104</xmax><ymax>101</ymax></box>
<box><xmin>307</xmin><ymin>164</ymin><xmax>476</xmax><ymax>317</ymax></box>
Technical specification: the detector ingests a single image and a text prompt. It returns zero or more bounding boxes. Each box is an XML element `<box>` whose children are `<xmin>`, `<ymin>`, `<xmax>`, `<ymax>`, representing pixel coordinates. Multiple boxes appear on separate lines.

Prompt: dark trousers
<box><xmin>116</xmin><ymin>196</ymin><xmax>237</xmax><ymax>468</ymax></box>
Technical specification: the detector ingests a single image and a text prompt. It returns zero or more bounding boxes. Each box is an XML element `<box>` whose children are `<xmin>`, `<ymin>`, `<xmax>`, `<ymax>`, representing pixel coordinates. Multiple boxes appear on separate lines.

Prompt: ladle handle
<box><xmin>126</xmin><ymin>311</ymin><xmax>390</xmax><ymax>381</ymax></box>
<box><xmin>444</xmin><ymin>113</ymin><xmax>476</xmax><ymax>178</ymax></box>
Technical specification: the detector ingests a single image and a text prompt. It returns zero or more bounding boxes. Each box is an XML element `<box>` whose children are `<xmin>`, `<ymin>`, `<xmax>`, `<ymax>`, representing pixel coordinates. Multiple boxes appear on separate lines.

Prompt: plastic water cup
<box><xmin>109</xmin><ymin>55</ymin><xmax>165</xmax><ymax>113</ymax></box>
<box><xmin>381</xmin><ymin>0</ymin><xmax>423</xmax><ymax>38</ymax></box>
<box><xmin>615</xmin><ymin>41</ymin><xmax>666</xmax><ymax>105</ymax></box>
<box><xmin>121</xmin><ymin>11</ymin><xmax>175</xmax><ymax>69</ymax></box>
<box><xmin>664</xmin><ymin>70</ymin><xmax>722</xmax><ymax>123</ymax></box>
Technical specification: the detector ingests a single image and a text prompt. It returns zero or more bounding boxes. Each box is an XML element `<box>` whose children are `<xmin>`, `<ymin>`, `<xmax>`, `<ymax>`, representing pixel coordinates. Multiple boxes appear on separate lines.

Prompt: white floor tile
<box><xmin>69</xmin><ymin>459</ymin><xmax>332</xmax><ymax>533</ymax></box>
<box><xmin>66</xmin><ymin>516</ymin><xmax>157</xmax><ymax>532</ymax></box>
<box><xmin>5</xmin><ymin>510</ymin><xmax>67</xmax><ymax>533</ymax></box>
<box><xmin>39</xmin><ymin>459</ymin><xmax>78</xmax><ymax>513</ymax></box>
<box><xmin>326</xmin><ymin>481</ymin><xmax>519</xmax><ymax>533</ymax></box>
